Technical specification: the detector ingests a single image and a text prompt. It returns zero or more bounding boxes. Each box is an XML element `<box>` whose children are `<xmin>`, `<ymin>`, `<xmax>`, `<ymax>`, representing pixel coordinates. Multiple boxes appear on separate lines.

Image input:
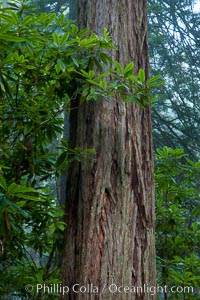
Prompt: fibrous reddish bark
<box><xmin>61</xmin><ymin>1</ymin><xmax>156</xmax><ymax>299</ymax></box>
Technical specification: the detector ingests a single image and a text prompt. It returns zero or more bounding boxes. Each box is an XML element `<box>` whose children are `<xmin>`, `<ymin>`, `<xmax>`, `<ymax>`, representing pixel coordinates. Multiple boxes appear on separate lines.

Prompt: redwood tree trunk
<box><xmin>61</xmin><ymin>1</ymin><xmax>156</xmax><ymax>299</ymax></box>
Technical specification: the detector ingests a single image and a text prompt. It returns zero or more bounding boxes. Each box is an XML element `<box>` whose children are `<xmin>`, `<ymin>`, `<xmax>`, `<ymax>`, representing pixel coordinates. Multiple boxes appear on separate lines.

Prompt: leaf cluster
<box><xmin>155</xmin><ymin>147</ymin><xmax>200</xmax><ymax>299</ymax></box>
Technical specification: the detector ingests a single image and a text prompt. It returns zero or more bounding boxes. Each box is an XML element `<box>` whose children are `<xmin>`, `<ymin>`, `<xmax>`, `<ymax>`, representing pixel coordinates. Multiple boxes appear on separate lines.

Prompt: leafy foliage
<box><xmin>155</xmin><ymin>147</ymin><xmax>200</xmax><ymax>299</ymax></box>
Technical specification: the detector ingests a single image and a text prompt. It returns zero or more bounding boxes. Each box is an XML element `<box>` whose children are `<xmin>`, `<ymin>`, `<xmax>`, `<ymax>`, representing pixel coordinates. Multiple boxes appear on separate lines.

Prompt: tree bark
<box><xmin>61</xmin><ymin>0</ymin><xmax>156</xmax><ymax>299</ymax></box>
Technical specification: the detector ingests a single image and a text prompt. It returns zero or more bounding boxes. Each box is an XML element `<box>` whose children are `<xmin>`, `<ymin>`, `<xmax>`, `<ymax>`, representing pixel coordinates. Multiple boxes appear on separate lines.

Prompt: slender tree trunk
<box><xmin>61</xmin><ymin>1</ymin><xmax>156</xmax><ymax>299</ymax></box>
<box><xmin>57</xmin><ymin>112</ymin><xmax>69</xmax><ymax>206</ymax></box>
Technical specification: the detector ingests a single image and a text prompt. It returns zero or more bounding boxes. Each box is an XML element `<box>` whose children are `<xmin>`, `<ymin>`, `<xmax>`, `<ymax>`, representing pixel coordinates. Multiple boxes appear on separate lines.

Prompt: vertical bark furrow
<box><xmin>61</xmin><ymin>1</ymin><xmax>155</xmax><ymax>299</ymax></box>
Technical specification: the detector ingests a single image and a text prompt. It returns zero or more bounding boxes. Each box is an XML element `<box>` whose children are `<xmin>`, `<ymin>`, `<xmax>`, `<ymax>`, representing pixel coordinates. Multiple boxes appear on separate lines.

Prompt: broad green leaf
<box><xmin>0</xmin><ymin>35</ymin><xmax>24</xmax><ymax>42</ymax></box>
<box><xmin>192</xmin><ymin>206</ymin><xmax>200</xmax><ymax>217</ymax></box>
<box><xmin>49</xmin><ymin>223</ymin><xmax>56</xmax><ymax>233</ymax></box>
<box><xmin>7</xmin><ymin>200</ymin><xmax>29</xmax><ymax>217</ymax></box>
<box><xmin>24</xmin><ymin>123</ymin><xmax>33</xmax><ymax>135</ymax></box>
<box><xmin>55</xmin><ymin>64</ymin><xmax>60</xmax><ymax>74</ymax></box>
<box><xmin>99</xmin><ymin>80</ymin><xmax>107</xmax><ymax>88</ymax></box>
<box><xmin>59</xmin><ymin>13</ymin><xmax>65</xmax><ymax>23</ymax></box>
<box><xmin>0</xmin><ymin>173</ymin><xmax>7</xmax><ymax>191</ymax></box>
<box><xmin>138</xmin><ymin>69</ymin><xmax>145</xmax><ymax>83</ymax></box>
<box><xmin>16</xmin><ymin>187</ymin><xmax>35</xmax><ymax>193</ymax></box>
<box><xmin>71</xmin><ymin>24</ymin><xmax>78</xmax><ymax>35</ymax></box>
<box><xmin>22</xmin><ymin>15</ymin><xmax>35</xmax><ymax>26</ymax></box>
<box><xmin>146</xmin><ymin>75</ymin><xmax>161</xmax><ymax>83</ymax></box>
<box><xmin>16</xmin><ymin>201</ymin><xmax>26</xmax><ymax>207</ymax></box>
<box><xmin>99</xmin><ymin>52</ymin><xmax>112</xmax><ymax>64</ymax></box>
<box><xmin>35</xmin><ymin>272</ymin><xmax>43</xmax><ymax>282</ymax></box>
<box><xmin>114</xmin><ymin>61</ymin><xmax>123</xmax><ymax>74</ymax></box>
<box><xmin>124</xmin><ymin>62</ymin><xmax>134</xmax><ymax>77</ymax></box>
<box><xmin>60</xmin><ymin>32</ymin><xmax>69</xmax><ymax>45</ymax></box>
<box><xmin>17</xmin><ymin>195</ymin><xmax>44</xmax><ymax>202</ymax></box>
<box><xmin>56</xmin><ymin>151</ymin><xmax>67</xmax><ymax>168</ymax></box>
<box><xmin>71</xmin><ymin>56</ymin><xmax>79</xmax><ymax>67</ymax></box>
<box><xmin>147</xmin><ymin>81</ymin><xmax>165</xmax><ymax>87</ymax></box>
<box><xmin>10</xmin><ymin>11</ymin><xmax>19</xmax><ymax>24</ymax></box>
<box><xmin>7</xmin><ymin>183</ymin><xmax>18</xmax><ymax>194</ymax></box>
<box><xmin>124</xmin><ymin>94</ymin><xmax>138</xmax><ymax>103</ymax></box>
<box><xmin>53</xmin><ymin>208</ymin><xmax>64</xmax><ymax>218</ymax></box>
<box><xmin>88</xmin><ymin>70</ymin><xmax>95</xmax><ymax>79</ymax></box>
<box><xmin>146</xmin><ymin>75</ymin><xmax>164</xmax><ymax>87</ymax></box>
<box><xmin>57</xmin><ymin>222</ymin><xmax>65</xmax><ymax>231</ymax></box>
<box><xmin>192</xmin><ymin>221</ymin><xmax>198</xmax><ymax>231</ymax></box>
<box><xmin>57</xmin><ymin>59</ymin><xmax>66</xmax><ymax>72</ymax></box>
<box><xmin>0</xmin><ymin>80</ymin><xmax>6</xmax><ymax>92</ymax></box>
<box><xmin>52</xmin><ymin>32</ymin><xmax>60</xmax><ymax>44</ymax></box>
<box><xmin>77</xmin><ymin>69</ymin><xmax>91</xmax><ymax>79</ymax></box>
<box><xmin>129</xmin><ymin>75</ymin><xmax>139</xmax><ymax>84</ymax></box>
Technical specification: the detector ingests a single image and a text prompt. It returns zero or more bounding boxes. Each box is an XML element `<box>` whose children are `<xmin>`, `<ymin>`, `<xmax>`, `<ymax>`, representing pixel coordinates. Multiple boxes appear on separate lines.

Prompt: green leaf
<box><xmin>0</xmin><ymin>173</ymin><xmax>7</xmax><ymax>191</ymax></box>
<box><xmin>71</xmin><ymin>56</ymin><xmax>79</xmax><ymax>67</ymax></box>
<box><xmin>24</xmin><ymin>123</ymin><xmax>33</xmax><ymax>135</ymax></box>
<box><xmin>147</xmin><ymin>81</ymin><xmax>165</xmax><ymax>87</ymax></box>
<box><xmin>99</xmin><ymin>80</ymin><xmax>107</xmax><ymax>88</ymax></box>
<box><xmin>57</xmin><ymin>59</ymin><xmax>66</xmax><ymax>72</ymax></box>
<box><xmin>16</xmin><ymin>201</ymin><xmax>26</xmax><ymax>207</ymax></box>
<box><xmin>146</xmin><ymin>75</ymin><xmax>165</xmax><ymax>87</ymax></box>
<box><xmin>124</xmin><ymin>62</ymin><xmax>134</xmax><ymax>77</ymax></box>
<box><xmin>7</xmin><ymin>200</ymin><xmax>29</xmax><ymax>217</ymax></box>
<box><xmin>99</xmin><ymin>52</ymin><xmax>112</xmax><ymax>64</ymax></box>
<box><xmin>147</xmin><ymin>75</ymin><xmax>160</xmax><ymax>82</ymax></box>
<box><xmin>88</xmin><ymin>70</ymin><xmax>95</xmax><ymax>79</ymax></box>
<box><xmin>129</xmin><ymin>75</ymin><xmax>139</xmax><ymax>84</ymax></box>
<box><xmin>49</xmin><ymin>223</ymin><xmax>56</xmax><ymax>233</ymax></box>
<box><xmin>52</xmin><ymin>32</ymin><xmax>60</xmax><ymax>44</ymax></box>
<box><xmin>22</xmin><ymin>15</ymin><xmax>35</xmax><ymax>26</ymax></box>
<box><xmin>124</xmin><ymin>94</ymin><xmax>138</xmax><ymax>103</ymax></box>
<box><xmin>10</xmin><ymin>11</ymin><xmax>19</xmax><ymax>24</ymax></box>
<box><xmin>17</xmin><ymin>195</ymin><xmax>44</xmax><ymax>202</ymax></box>
<box><xmin>35</xmin><ymin>272</ymin><xmax>43</xmax><ymax>282</ymax></box>
<box><xmin>93</xmin><ymin>58</ymin><xmax>103</xmax><ymax>71</ymax></box>
<box><xmin>7</xmin><ymin>183</ymin><xmax>18</xmax><ymax>194</ymax></box>
<box><xmin>0</xmin><ymin>196</ymin><xmax>7</xmax><ymax>211</ymax></box>
<box><xmin>53</xmin><ymin>208</ymin><xmax>64</xmax><ymax>218</ymax></box>
<box><xmin>0</xmin><ymin>80</ymin><xmax>6</xmax><ymax>92</ymax></box>
<box><xmin>57</xmin><ymin>222</ymin><xmax>65</xmax><ymax>231</ymax></box>
<box><xmin>16</xmin><ymin>187</ymin><xmax>35</xmax><ymax>193</ymax></box>
<box><xmin>138</xmin><ymin>69</ymin><xmax>145</xmax><ymax>83</ymax></box>
<box><xmin>59</xmin><ymin>13</ymin><xmax>65</xmax><ymax>23</ymax></box>
<box><xmin>56</xmin><ymin>151</ymin><xmax>68</xmax><ymax>168</ymax></box>
<box><xmin>71</xmin><ymin>24</ymin><xmax>78</xmax><ymax>35</ymax></box>
<box><xmin>0</xmin><ymin>34</ymin><xmax>25</xmax><ymax>42</ymax></box>
<box><xmin>114</xmin><ymin>61</ymin><xmax>123</xmax><ymax>74</ymax></box>
<box><xmin>60</xmin><ymin>32</ymin><xmax>69</xmax><ymax>45</ymax></box>
<box><xmin>192</xmin><ymin>221</ymin><xmax>199</xmax><ymax>231</ymax></box>
<box><xmin>192</xmin><ymin>206</ymin><xmax>200</xmax><ymax>217</ymax></box>
<box><xmin>55</xmin><ymin>64</ymin><xmax>60</xmax><ymax>74</ymax></box>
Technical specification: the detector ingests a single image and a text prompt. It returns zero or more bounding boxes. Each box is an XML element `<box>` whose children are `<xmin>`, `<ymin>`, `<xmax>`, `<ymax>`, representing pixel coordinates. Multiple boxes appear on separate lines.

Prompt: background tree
<box><xmin>32</xmin><ymin>0</ymin><xmax>77</xmax><ymax>17</ymax></box>
<box><xmin>148</xmin><ymin>0</ymin><xmax>200</xmax><ymax>159</ymax></box>
<box><xmin>61</xmin><ymin>0</ymin><xmax>156</xmax><ymax>299</ymax></box>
